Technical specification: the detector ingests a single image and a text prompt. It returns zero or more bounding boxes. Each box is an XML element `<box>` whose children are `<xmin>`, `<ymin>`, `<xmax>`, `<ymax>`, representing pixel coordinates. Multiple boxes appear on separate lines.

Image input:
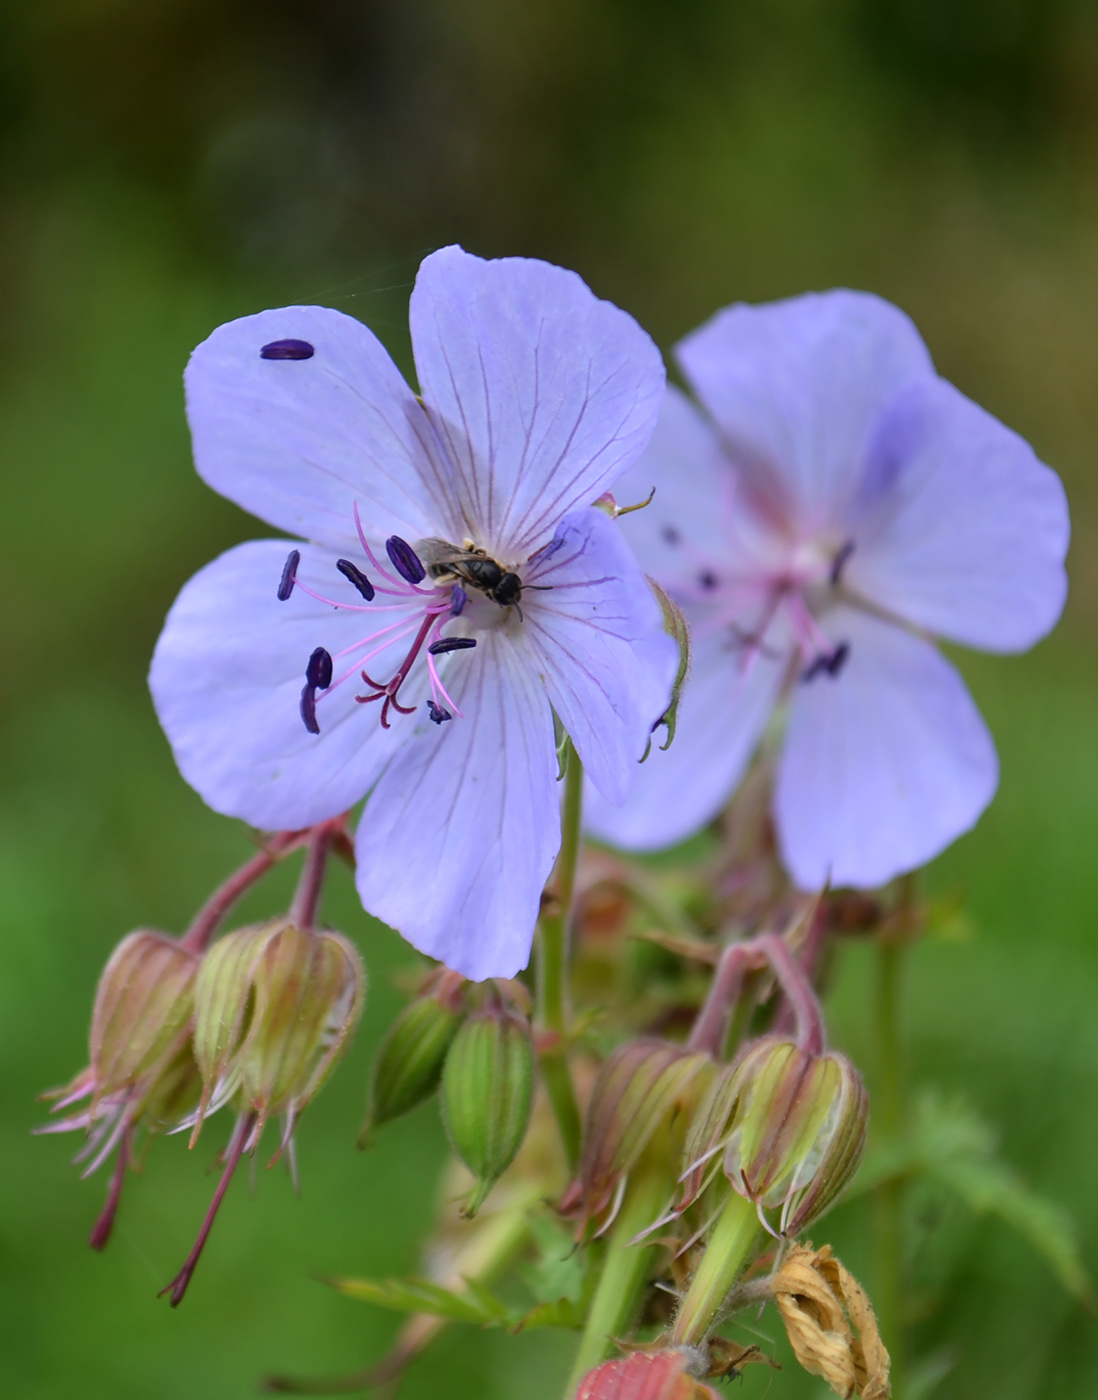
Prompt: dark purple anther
<box><xmin>306</xmin><ymin>646</ymin><xmax>333</xmax><ymax>690</ymax></box>
<box><xmin>802</xmin><ymin>642</ymin><xmax>850</xmax><ymax>684</ymax></box>
<box><xmin>662</xmin><ymin>524</ymin><xmax>682</xmax><ymax>546</ymax></box>
<box><xmin>699</xmin><ymin>569</ymin><xmax>718</xmax><ymax>590</ymax></box>
<box><xmin>336</xmin><ymin>558</ymin><xmax>375</xmax><ymax>601</ymax></box>
<box><xmin>427</xmin><ymin>700</ymin><xmax>452</xmax><ymax>724</ymax></box>
<box><xmin>300</xmin><ymin>685</ymin><xmax>320</xmax><ymax>735</ymax></box>
<box><xmin>385</xmin><ymin>536</ymin><xmax>426</xmax><ymax>585</ymax></box>
<box><xmin>428</xmin><ymin>637</ymin><xmax>477</xmax><ymax>656</ymax></box>
<box><xmin>450</xmin><ymin>585</ymin><xmax>468</xmax><ymax>617</ymax></box>
<box><xmin>277</xmin><ymin>549</ymin><xmax>300</xmax><ymax>601</ymax></box>
<box><xmin>260</xmin><ymin>338</ymin><xmax>314</xmax><ymax>360</ymax></box>
<box><xmin>830</xmin><ymin>540</ymin><xmax>855</xmax><ymax>587</ymax></box>
<box><xmin>826</xmin><ymin>641</ymin><xmax>850</xmax><ymax>677</ymax></box>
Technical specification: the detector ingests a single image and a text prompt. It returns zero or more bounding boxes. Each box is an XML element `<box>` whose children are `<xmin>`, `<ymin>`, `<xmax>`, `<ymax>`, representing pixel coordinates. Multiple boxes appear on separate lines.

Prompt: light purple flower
<box><xmin>150</xmin><ymin>247</ymin><xmax>676</xmax><ymax>979</ymax></box>
<box><xmin>586</xmin><ymin>290</ymin><xmax>1069</xmax><ymax>889</ymax></box>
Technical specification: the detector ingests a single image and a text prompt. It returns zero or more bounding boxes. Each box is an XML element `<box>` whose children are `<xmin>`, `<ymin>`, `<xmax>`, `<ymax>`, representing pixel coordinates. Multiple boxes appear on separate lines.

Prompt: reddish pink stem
<box><xmin>687</xmin><ymin>930</ymin><xmax>828</xmax><ymax>1060</ymax></box>
<box><xmin>289</xmin><ymin>822</ymin><xmax>337</xmax><ymax>930</ymax></box>
<box><xmin>160</xmin><ymin>1113</ymin><xmax>255</xmax><ymax>1307</ymax></box>
<box><xmin>88</xmin><ymin>1126</ymin><xmax>132</xmax><ymax>1252</ymax></box>
<box><xmin>687</xmin><ymin>942</ymin><xmax>765</xmax><ymax>1057</ymax></box>
<box><xmin>756</xmin><ymin>932</ymin><xmax>826</xmax><ymax>1056</ymax></box>
<box><xmin>180</xmin><ymin>832</ymin><xmax>309</xmax><ymax>954</ymax></box>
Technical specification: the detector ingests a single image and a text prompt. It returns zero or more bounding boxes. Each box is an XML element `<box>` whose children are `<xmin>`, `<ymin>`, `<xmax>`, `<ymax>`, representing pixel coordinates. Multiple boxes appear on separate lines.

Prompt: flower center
<box><xmin>277</xmin><ymin>508</ymin><xmax>541</xmax><ymax>734</ymax></box>
<box><xmin>665</xmin><ymin>529</ymin><xmax>856</xmax><ymax>684</ymax></box>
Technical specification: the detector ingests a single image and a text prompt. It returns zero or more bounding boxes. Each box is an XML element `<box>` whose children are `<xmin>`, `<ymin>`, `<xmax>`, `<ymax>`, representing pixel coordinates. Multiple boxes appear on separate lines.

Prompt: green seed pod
<box><xmin>191</xmin><ymin>919</ymin><xmax>364</xmax><ymax>1144</ymax></box>
<box><xmin>441</xmin><ymin>1006</ymin><xmax>535</xmax><ymax>1217</ymax></box>
<box><xmin>360</xmin><ymin>984</ymin><xmax>465</xmax><ymax>1145</ymax></box>
<box><xmin>90</xmin><ymin>930</ymin><xmax>198</xmax><ymax>1105</ymax></box>
<box><xmin>239</xmin><ymin>922</ymin><xmax>364</xmax><ymax>1136</ymax></box>
<box><xmin>722</xmin><ymin>1037</ymin><xmax>868</xmax><ymax>1235</ymax></box>
<box><xmin>574</xmin><ymin>1038</ymin><xmax>714</xmax><ymax>1228</ymax></box>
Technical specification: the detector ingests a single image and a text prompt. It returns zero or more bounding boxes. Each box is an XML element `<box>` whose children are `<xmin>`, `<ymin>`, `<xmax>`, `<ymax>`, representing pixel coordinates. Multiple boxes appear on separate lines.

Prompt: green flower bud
<box><xmin>89</xmin><ymin>930</ymin><xmax>198</xmax><ymax>1105</ymax></box>
<box><xmin>440</xmin><ymin>1003</ymin><xmax>535</xmax><ymax>1217</ymax></box>
<box><xmin>192</xmin><ymin>918</ymin><xmax>365</xmax><ymax>1144</ymax></box>
<box><xmin>571</xmin><ymin>1038</ymin><xmax>713</xmax><ymax>1230</ymax></box>
<box><xmin>720</xmin><ymin>1037</ymin><xmax>868</xmax><ymax>1235</ymax></box>
<box><xmin>359</xmin><ymin>973</ymin><xmax>466</xmax><ymax>1145</ymax></box>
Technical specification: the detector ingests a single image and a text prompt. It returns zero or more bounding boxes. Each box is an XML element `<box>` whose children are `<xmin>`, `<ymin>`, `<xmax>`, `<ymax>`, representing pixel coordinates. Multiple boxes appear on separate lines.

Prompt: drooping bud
<box><xmin>718</xmin><ymin>1037</ymin><xmax>867</xmax><ymax>1235</ymax></box>
<box><xmin>191</xmin><ymin>918</ymin><xmax>364</xmax><ymax>1146</ymax></box>
<box><xmin>359</xmin><ymin>971</ymin><xmax>466</xmax><ymax>1145</ymax></box>
<box><xmin>89</xmin><ymin>930</ymin><xmax>199</xmax><ymax>1105</ymax></box>
<box><xmin>575</xmin><ymin>1351</ymin><xmax>719</xmax><ymax>1400</ymax></box>
<box><xmin>570</xmin><ymin>1039</ymin><xmax>713</xmax><ymax>1230</ymax></box>
<box><xmin>440</xmin><ymin>999</ymin><xmax>534</xmax><ymax>1216</ymax></box>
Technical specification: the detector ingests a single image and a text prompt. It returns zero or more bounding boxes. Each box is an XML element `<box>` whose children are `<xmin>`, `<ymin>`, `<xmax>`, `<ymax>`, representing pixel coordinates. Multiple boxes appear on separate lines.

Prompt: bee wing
<box><xmin>416</xmin><ymin>538</ymin><xmax>467</xmax><ymax>569</ymax></box>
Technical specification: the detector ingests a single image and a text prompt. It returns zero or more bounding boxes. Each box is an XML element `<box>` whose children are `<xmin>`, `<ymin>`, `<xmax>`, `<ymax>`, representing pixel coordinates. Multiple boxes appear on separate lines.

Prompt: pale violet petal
<box><xmin>409</xmin><ymin>246</ymin><xmax>665</xmax><ymax>558</ymax></box>
<box><xmin>185</xmin><ymin>306</ymin><xmax>443</xmax><ymax>553</ymax></box>
<box><xmin>354</xmin><ymin>631</ymin><xmax>559</xmax><ymax>980</ymax></box>
<box><xmin>518</xmin><ymin>508</ymin><xmax>678</xmax><ymax>805</ymax></box>
<box><xmin>585</xmin><ymin>624</ymin><xmax>786</xmax><ymax>850</ymax></box>
<box><xmin>847</xmin><ymin>377</ymin><xmax>1069</xmax><ymax>652</ymax></box>
<box><xmin>677</xmin><ymin>290</ymin><xmax>933</xmax><ymax>537</ymax></box>
<box><xmin>775</xmin><ymin>607</ymin><xmax>998</xmax><ymax>891</ymax></box>
<box><xmin>149</xmin><ymin>540</ymin><xmax>416</xmax><ymax>830</ymax></box>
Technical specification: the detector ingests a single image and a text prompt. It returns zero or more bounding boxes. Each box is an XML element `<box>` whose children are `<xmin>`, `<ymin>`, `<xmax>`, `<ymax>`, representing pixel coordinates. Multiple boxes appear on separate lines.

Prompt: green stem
<box><xmin>872</xmin><ymin>885</ymin><xmax>914</xmax><ymax>1399</ymax></box>
<box><xmin>566</xmin><ymin>1157</ymin><xmax>673</xmax><ymax>1394</ymax></box>
<box><xmin>537</xmin><ymin>738</ymin><xmax>584</xmax><ymax>1170</ymax></box>
<box><xmin>671</xmin><ymin>1189</ymin><xmax>760</xmax><ymax>1346</ymax></box>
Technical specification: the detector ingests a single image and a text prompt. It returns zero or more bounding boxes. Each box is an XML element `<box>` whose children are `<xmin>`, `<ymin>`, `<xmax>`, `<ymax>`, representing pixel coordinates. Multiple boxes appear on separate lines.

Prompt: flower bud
<box><xmin>192</xmin><ymin>918</ymin><xmax>364</xmax><ymax>1143</ymax></box>
<box><xmin>571</xmin><ymin>1039</ymin><xmax>713</xmax><ymax>1229</ymax></box>
<box><xmin>89</xmin><ymin>930</ymin><xmax>198</xmax><ymax>1104</ymax></box>
<box><xmin>440</xmin><ymin>1003</ymin><xmax>534</xmax><ymax>1216</ymax></box>
<box><xmin>719</xmin><ymin>1037</ymin><xmax>868</xmax><ymax>1235</ymax></box>
<box><xmin>575</xmin><ymin>1351</ymin><xmax>719</xmax><ymax>1400</ymax></box>
<box><xmin>359</xmin><ymin>972</ymin><xmax>466</xmax><ymax>1145</ymax></box>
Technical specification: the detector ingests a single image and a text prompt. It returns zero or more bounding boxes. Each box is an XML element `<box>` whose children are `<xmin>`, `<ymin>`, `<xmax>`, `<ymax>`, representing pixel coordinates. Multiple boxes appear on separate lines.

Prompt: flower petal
<box><xmin>519</xmin><ymin>508</ymin><xmax>678</xmax><ymax>805</ymax></box>
<box><xmin>585</xmin><ymin>624</ymin><xmax>786</xmax><ymax>850</ymax></box>
<box><xmin>185</xmin><ymin>306</ymin><xmax>442</xmax><ymax>553</ymax></box>
<box><xmin>775</xmin><ymin>607</ymin><xmax>998</xmax><ymax>890</ymax></box>
<box><xmin>354</xmin><ymin>631</ymin><xmax>559</xmax><ymax>980</ymax></box>
<box><xmin>409</xmin><ymin>246</ymin><xmax>665</xmax><ymax>558</ymax></box>
<box><xmin>847</xmin><ymin>377</ymin><xmax>1069</xmax><ymax>652</ymax></box>
<box><xmin>676</xmin><ymin>290</ymin><xmax>933</xmax><ymax>537</ymax></box>
<box><xmin>150</xmin><ymin>540</ymin><xmax>415</xmax><ymax>829</ymax></box>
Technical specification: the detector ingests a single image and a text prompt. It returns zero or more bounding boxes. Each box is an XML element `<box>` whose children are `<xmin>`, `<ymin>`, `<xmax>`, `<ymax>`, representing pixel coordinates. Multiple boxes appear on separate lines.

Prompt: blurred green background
<box><xmin>2</xmin><ymin>2</ymin><xmax>1098</xmax><ymax>1396</ymax></box>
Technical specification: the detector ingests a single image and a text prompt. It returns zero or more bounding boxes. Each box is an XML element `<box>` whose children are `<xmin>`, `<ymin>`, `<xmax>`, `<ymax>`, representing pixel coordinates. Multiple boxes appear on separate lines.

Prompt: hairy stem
<box><xmin>872</xmin><ymin>877</ymin><xmax>915</xmax><ymax>1398</ymax></box>
<box><xmin>671</xmin><ymin>1189</ymin><xmax>760</xmax><ymax>1346</ymax></box>
<box><xmin>181</xmin><ymin>830</ymin><xmax>308</xmax><ymax>954</ymax></box>
<box><xmin>289</xmin><ymin>822</ymin><xmax>337</xmax><ymax>930</ymax></box>
<box><xmin>537</xmin><ymin>738</ymin><xmax>583</xmax><ymax>1170</ymax></box>
<box><xmin>687</xmin><ymin>942</ymin><xmax>757</xmax><ymax>1058</ymax></box>
<box><xmin>566</xmin><ymin>1153</ymin><xmax>673</xmax><ymax>1393</ymax></box>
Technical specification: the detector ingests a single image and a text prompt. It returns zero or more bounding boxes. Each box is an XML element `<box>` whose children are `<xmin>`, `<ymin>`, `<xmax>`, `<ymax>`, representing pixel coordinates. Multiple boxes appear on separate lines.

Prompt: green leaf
<box><xmin>855</xmin><ymin>1090</ymin><xmax>1095</xmax><ymax>1308</ymax></box>
<box><xmin>518</xmin><ymin>1214</ymin><xmax>586</xmax><ymax>1306</ymax></box>
<box><xmin>325</xmin><ymin>1274</ymin><xmax>510</xmax><ymax>1325</ymax></box>
<box><xmin>508</xmin><ymin>1297</ymin><xmax>585</xmax><ymax>1332</ymax></box>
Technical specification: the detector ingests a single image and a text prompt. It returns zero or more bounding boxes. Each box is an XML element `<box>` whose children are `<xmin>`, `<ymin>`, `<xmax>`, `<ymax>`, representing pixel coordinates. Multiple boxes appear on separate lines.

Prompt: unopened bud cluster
<box><xmin>362</xmin><ymin>973</ymin><xmax>537</xmax><ymax>1218</ymax></box>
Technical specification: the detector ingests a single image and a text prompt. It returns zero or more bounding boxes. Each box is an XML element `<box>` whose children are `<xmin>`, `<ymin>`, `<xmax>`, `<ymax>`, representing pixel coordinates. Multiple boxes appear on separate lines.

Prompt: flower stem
<box><xmin>671</xmin><ymin>1189</ymin><xmax>760</xmax><ymax>1346</ymax></box>
<box><xmin>180</xmin><ymin>830</ymin><xmax>309</xmax><ymax>954</ymax></box>
<box><xmin>160</xmin><ymin>1112</ymin><xmax>255</xmax><ymax>1307</ymax></box>
<box><xmin>536</xmin><ymin>738</ymin><xmax>583</xmax><ymax>1170</ymax></box>
<box><xmin>871</xmin><ymin>877</ymin><xmax>915</xmax><ymax>1399</ymax></box>
<box><xmin>566</xmin><ymin>1151</ymin><xmax>673</xmax><ymax>1394</ymax></box>
<box><xmin>289</xmin><ymin>821</ymin><xmax>338</xmax><ymax>930</ymax></box>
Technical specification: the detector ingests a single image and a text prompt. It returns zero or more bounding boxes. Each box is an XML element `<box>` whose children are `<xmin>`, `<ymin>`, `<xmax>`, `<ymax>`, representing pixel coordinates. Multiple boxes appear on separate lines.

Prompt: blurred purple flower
<box><xmin>586</xmin><ymin>290</ymin><xmax>1069</xmax><ymax>889</ymax></box>
<box><xmin>150</xmin><ymin>246</ymin><xmax>675</xmax><ymax>979</ymax></box>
